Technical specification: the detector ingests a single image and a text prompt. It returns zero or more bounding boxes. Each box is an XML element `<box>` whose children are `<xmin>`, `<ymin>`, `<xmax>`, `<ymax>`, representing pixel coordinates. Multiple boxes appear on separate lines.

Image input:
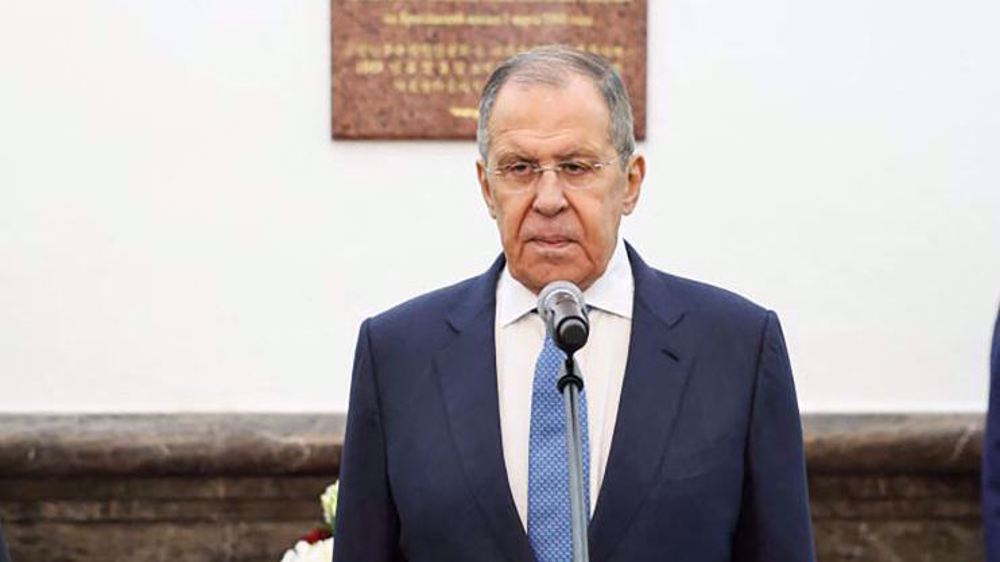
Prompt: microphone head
<box><xmin>538</xmin><ymin>281</ymin><xmax>589</xmax><ymax>354</ymax></box>
<box><xmin>538</xmin><ymin>280</ymin><xmax>584</xmax><ymax>312</ymax></box>
<box><xmin>557</xmin><ymin>317</ymin><xmax>589</xmax><ymax>352</ymax></box>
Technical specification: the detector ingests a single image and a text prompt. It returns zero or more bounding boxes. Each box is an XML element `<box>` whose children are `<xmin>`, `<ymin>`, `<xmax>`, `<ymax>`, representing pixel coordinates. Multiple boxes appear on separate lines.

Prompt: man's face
<box><xmin>477</xmin><ymin>75</ymin><xmax>645</xmax><ymax>293</ymax></box>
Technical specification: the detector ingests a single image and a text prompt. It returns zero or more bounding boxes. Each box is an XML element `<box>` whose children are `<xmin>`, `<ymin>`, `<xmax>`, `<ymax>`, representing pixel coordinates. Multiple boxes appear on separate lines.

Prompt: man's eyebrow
<box><xmin>492</xmin><ymin>146</ymin><xmax>602</xmax><ymax>164</ymax></box>
<box><xmin>554</xmin><ymin>148</ymin><xmax>600</xmax><ymax>160</ymax></box>
<box><xmin>493</xmin><ymin>150</ymin><xmax>535</xmax><ymax>163</ymax></box>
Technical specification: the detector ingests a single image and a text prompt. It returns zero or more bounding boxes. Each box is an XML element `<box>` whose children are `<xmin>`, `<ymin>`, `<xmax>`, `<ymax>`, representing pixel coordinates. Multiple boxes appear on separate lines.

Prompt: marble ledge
<box><xmin>0</xmin><ymin>413</ymin><xmax>984</xmax><ymax>477</ymax></box>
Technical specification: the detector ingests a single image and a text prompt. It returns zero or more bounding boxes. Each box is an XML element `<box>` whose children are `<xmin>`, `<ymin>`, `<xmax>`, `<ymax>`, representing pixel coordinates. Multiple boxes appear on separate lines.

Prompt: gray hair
<box><xmin>476</xmin><ymin>45</ymin><xmax>636</xmax><ymax>167</ymax></box>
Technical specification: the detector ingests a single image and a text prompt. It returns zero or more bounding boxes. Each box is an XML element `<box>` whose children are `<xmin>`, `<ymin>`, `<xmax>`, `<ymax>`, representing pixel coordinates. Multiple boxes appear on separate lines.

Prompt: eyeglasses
<box><xmin>485</xmin><ymin>158</ymin><xmax>619</xmax><ymax>191</ymax></box>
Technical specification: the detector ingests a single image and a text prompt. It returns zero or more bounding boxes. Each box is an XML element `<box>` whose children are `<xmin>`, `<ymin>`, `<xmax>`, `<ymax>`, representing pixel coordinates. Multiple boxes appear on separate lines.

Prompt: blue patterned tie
<box><xmin>528</xmin><ymin>334</ymin><xmax>590</xmax><ymax>562</ymax></box>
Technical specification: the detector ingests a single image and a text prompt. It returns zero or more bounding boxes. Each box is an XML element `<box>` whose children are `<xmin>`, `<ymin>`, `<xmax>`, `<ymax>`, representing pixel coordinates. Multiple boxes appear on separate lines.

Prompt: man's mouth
<box><xmin>529</xmin><ymin>236</ymin><xmax>573</xmax><ymax>249</ymax></box>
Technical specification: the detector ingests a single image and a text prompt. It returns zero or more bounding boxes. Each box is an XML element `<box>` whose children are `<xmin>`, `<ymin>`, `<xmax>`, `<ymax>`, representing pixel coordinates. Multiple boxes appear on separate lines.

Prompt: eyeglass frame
<box><xmin>483</xmin><ymin>156</ymin><xmax>622</xmax><ymax>190</ymax></box>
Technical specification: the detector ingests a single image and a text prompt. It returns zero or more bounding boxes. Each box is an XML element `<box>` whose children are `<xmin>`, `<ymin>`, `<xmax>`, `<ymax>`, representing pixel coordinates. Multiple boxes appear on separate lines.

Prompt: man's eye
<box><xmin>559</xmin><ymin>161</ymin><xmax>592</xmax><ymax>176</ymax></box>
<box><xmin>505</xmin><ymin>163</ymin><xmax>535</xmax><ymax>176</ymax></box>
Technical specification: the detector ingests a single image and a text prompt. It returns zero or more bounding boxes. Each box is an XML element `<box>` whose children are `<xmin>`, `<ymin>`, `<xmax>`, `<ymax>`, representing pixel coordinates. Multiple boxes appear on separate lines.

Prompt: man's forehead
<box><xmin>490</xmin><ymin>74</ymin><xmax>605</xmax><ymax>117</ymax></box>
<box><xmin>486</xmin><ymin>76</ymin><xmax>611</xmax><ymax>155</ymax></box>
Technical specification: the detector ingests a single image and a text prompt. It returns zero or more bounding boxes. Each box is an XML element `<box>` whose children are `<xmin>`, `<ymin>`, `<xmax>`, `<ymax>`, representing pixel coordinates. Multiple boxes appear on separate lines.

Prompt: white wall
<box><xmin>1</xmin><ymin>0</ymin><xmax>997</xmax><ymax>413</ymax></box>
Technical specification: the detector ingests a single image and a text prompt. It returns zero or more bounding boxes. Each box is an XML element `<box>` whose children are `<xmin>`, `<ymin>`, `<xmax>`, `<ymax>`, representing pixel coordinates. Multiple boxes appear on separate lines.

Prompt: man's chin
<box><xmin>510</xmin><ymin>264</ymin><xmax>588</xmax><ymax>294</ymax></box>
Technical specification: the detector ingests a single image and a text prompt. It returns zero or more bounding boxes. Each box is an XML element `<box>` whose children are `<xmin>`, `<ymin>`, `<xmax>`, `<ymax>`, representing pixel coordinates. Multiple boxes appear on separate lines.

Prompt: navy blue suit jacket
<box><xmin>0</xmin><ymin>522</ymin><xmax>11</xmax><ymax>562</ymax></box>
<box><xmin>984</xmin><ymin>308</ymin><xmax>1000</xmax><ymax>561</ymax></box>
<box><xmin>334</xmin><ymin>244</ymin><xmax>815</xmax><ymax>562</ymax></box>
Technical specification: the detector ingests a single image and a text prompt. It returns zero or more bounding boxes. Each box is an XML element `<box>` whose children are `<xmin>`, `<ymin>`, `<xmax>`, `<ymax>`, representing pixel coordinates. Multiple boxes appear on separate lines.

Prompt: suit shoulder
<box><xmin>650</xmin><ymin>267</ymin><xmax>772</xmax><ymax>326</ymax></box>
<box><xmin>366</xmin><ymin>273</ymin><xmax>484</xmax><ymax>336</ymax></box>
<box><xmin>640</xmin><ymin>267</ymin><xmax>781</xmax><ymax>368</ymax></box>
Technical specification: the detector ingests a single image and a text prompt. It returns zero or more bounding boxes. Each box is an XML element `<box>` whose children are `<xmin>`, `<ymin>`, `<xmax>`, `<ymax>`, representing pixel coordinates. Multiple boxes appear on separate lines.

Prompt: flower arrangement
<box><xmin>279</xmin><ymin>481</ymin><xmax>337</xmax><ymax>562</ymax></box>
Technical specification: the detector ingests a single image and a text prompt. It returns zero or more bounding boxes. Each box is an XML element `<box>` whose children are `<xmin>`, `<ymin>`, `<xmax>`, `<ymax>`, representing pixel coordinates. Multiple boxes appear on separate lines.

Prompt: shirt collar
<box><xmin>496</xmin><ymin>237</ymin><xmax>634</xmax><ymax>327</ymax></box>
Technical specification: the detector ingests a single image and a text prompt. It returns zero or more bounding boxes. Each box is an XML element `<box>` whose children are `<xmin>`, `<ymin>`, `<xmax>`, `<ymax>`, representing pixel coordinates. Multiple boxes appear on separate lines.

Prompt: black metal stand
<box><xmin>557</xmin><ymin>355</ymin><xmax>589</xmax><ymax>562</ymax></box>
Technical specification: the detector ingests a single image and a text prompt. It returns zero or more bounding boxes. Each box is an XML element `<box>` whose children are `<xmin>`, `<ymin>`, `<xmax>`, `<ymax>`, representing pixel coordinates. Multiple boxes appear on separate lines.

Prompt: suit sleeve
<box><xmin>333</xmin><ymin>319</ymin><xmax>405</xmax><ymax>562</ymax></box>
<box><xmin>984</xmin><ymin>309</ymin><xmax>1000</xmax><ymax>562</ymax></box>
<box><xmin>732</xmin><ymin>311</ymin><xmax>816</xmax><ymax>562</ymax></box>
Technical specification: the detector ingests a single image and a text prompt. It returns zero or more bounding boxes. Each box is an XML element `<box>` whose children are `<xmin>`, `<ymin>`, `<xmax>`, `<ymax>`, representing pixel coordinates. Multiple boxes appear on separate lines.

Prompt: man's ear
<box><xmin>622</xmin><ymin>154</ymin><xmax>645</xmax><ymax>215</ymax></box>
<box><xmin>477</xmin><ymin>160</ymin><xmax>497</xmax><ymax>219</ymax></box>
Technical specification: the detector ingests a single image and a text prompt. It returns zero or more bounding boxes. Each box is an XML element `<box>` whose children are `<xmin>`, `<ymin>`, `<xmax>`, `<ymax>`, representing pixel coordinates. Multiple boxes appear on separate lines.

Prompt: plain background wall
<box><xmin>1</xmin><ymin>0</ymin><xmax>998</xmax><ymax>413</ymax></box>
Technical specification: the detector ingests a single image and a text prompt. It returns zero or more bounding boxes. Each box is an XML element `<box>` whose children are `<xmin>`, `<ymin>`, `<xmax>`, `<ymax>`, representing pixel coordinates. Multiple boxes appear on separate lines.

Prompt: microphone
<box><xmin>538</xmin><ymin>281</ymin><xmax>590</xmax><ymax>354</ymax></box>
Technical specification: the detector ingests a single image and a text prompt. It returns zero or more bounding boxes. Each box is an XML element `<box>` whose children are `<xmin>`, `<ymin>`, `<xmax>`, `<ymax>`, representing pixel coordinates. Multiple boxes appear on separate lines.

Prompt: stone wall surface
<box><xmin>0</xmin><ymin>414</ymin><xmax>986</xmax><ymax>562</ymax></box>
<box><xmin>805</xmin><ymin>414</ymin><xmax>983</xmax><ymax>561</ymax></box>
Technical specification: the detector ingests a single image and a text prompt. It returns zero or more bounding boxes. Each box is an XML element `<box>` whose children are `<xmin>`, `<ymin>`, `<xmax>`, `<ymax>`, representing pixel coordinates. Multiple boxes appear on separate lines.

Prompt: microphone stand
<box><xmin>557</xmin><ymin>354</ymin><xmax>590</xmax><ymax>562</ymax></box>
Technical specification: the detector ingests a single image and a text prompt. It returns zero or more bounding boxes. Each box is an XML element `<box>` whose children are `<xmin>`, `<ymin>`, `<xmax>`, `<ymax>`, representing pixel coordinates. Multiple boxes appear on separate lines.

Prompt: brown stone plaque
<box><xmin>332</xmin><ymin>0</ymin><xmax>647</xmax><ymax>139</ymax></box>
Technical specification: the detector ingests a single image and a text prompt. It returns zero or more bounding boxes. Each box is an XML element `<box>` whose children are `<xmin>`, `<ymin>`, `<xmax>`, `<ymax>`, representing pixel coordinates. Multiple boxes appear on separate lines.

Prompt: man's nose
<box><xmin>531</xmin><ymin>170</ymin><xmax>568</xmax><ymax>216</ymax></box>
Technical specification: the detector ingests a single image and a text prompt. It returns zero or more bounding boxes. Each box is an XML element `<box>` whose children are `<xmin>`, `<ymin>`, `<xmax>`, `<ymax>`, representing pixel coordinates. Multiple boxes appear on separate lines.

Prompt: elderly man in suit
<box><xmin>985</xmin><ymin>309</ymin><xmax>1000</xmax><ymax>561</ymax></box>
<box><xmin>334</xmin><ymin>45</ymin><xmax>815</xmax><ymax>562</ymax></box>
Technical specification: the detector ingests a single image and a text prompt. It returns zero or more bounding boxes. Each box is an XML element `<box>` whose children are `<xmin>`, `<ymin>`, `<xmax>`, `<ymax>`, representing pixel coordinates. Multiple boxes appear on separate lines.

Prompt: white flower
<box><xmin>279</xmin><ymin>481</ymin><xmax>338</xmax><ymax>562</ymax></box>
<box><xmin>280</xmin><ymin>538</ymin><xmax>333</xmax><ymax>562</ymax></box>
<box><xmin>320</xmin><ymin>481</ymin><xmax>339</xmax><ymax>527</ymax></box>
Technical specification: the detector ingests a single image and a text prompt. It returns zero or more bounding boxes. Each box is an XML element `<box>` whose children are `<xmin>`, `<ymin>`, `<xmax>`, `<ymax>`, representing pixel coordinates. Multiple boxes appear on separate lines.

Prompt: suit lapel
<box><xmin>588</xmin><ymin>244</ymin><xmax>692</xmax><ymax>562</ymax></box>
<box><xmin>435</xmin><ymin>255</ymin><xmax>536</xmax><ymax>562</ymax></box>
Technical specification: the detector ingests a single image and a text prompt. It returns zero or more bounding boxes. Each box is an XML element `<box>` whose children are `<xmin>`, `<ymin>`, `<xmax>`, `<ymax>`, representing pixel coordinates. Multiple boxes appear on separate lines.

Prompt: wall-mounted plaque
<box><xmin>332</xmin><ymin>0</ymin><xmax>647</xmax><ymax>140</ymax></box>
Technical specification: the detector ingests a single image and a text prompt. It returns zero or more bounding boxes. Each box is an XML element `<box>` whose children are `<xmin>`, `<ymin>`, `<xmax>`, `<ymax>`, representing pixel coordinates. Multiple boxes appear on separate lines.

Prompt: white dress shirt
<box><xmin>494</xmin><ymin>237</ymin><xmax>633</xmax><ymax>529</ymax></box>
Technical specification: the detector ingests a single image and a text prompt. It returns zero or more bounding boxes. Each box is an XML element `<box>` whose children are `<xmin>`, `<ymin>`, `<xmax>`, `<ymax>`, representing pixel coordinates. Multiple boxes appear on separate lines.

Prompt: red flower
<box><xmin>301</xmin><ymin>527</ymin><xmax>333</xmax><ymax>545</ymax></box>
